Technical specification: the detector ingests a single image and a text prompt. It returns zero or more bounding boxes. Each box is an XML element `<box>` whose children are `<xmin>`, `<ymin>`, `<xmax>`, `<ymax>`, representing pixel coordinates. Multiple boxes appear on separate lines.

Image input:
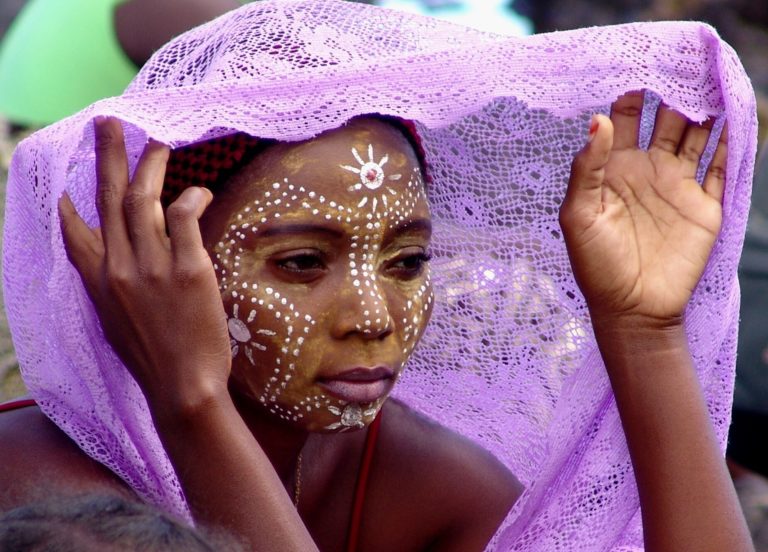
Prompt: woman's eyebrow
<box><xmin>390</xmin><ymin>218</ymin><xmax>432</xmax><ymax>237</ymax></box>
<box><xmin>256</xmin><ymin>223</ymin><xmax>344</xmax><ymax>239</ymax></box>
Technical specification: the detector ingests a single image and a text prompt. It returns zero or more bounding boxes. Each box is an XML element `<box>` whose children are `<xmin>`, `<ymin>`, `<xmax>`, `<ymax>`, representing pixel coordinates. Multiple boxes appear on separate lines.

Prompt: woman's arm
<box><xmin>560</xmin><ymin>92</ymin><xmax>753</xmax><ymax>551</ymax></box>
<box><xmin>59</xmin><ymin>117</ymin><xmax>319</xmax><ymax>552</ymax></box>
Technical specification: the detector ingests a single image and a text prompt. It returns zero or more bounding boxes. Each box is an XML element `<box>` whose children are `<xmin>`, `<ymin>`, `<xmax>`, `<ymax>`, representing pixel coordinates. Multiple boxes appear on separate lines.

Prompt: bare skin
<box><xmin>0</xmin><ymin>93</ymin><xmax>754</xmax><ymax>551</ymax></box>
<box><xmin>0</xmin><ymin>399</ymin><xmax>516</xmax><ymax>552</ymax></box>
<box><xmin>114</xmin><ymin>0</ymin><xmax>241</xmax><ymax>67</ymax></box>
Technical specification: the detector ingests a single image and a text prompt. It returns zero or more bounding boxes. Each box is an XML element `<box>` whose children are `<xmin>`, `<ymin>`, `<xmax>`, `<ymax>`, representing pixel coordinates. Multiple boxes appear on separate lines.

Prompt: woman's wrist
<box><xmin>588</xmin><ymin>311</ymin><xmax>692</xmax><ymax>381</ymax></box>
<box><xmin>144</xmin><ymin>370</ymin><xmax>232</xmax><ymax>428</ymax></box>
<box><xmin>590</xmin><ymin>310</ymin><xmax>686</xmax><ymax>347</ymax></box>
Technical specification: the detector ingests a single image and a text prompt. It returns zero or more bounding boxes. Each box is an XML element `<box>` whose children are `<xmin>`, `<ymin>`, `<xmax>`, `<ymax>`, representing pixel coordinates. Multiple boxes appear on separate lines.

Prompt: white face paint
<box><xmin>203</xmin><ymin>120</ymin><xmax>434</xmax><ymax>432</ymax></box>
<box><xmin>341</xmin><ymin>144</ymin><xmax>402</xmax><ymax>190</ymax></box>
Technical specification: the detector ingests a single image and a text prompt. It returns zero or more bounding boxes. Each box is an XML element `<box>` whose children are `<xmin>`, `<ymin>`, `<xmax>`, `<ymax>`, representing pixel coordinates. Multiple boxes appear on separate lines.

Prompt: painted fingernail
<box><xmin>57</xmin><ymin>191</ymin><xmax>73</xmax><ymax>213</ymax></box>
<box><xmin>588</xmin><ymin>117</ymin><xmax>599</xmax><ymax>142</ymax></box>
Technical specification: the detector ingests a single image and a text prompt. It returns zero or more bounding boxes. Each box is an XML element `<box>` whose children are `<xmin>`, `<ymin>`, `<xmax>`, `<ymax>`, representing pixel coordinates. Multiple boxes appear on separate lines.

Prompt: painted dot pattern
<box><xmin>213</xmin><ymin>145</ymin><xmax>433</xmax><ymax>431</ymax></box>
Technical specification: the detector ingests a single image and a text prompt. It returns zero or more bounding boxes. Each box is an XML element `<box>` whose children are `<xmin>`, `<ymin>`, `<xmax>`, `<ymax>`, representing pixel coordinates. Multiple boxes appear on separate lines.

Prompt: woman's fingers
<box><xmin>167</xmin><ymin>187</ymin><xmax>214</xmax><ymax>267</ymax></box>
<box><xmin>560</xmin><ymin>114</ymin><xmax>613</xmax><ymax>227</ymax></box>
<box><xmin>703</xmin><ymin>122</ymin><xmax>728</xmax><ymax>204</ymax></box>
<box><xmin>59</xmin><ymin>192</ymin><xmax>104</xmax><ymax>281</ymax></box>
<box><xmin>94</xmin><ymin>117</ymin><xmax>131</xmax><ymax>258</ymax></box>
<box><xmin>609</xmin><ymin>91</ymin><xmax>644</xmax><ymax>150</ymax></box>
<box><xmin>648</xmin><ymin>103</ymin><xmax>721</xmax><ymax>186</ymax></box>
<box><xmin>676</xmin><ymin>118</ymin><xmax>714</xmax><ymax>180</ymax></box>
<box><xmin>125</xmin><ymin>139</ymin><xmax>171</xmax><ymax>262</ymax></box>
<box><xmin>649</xmin><ymin>105</ymin><xmax>687</xmax><ymax>156</ymax></box>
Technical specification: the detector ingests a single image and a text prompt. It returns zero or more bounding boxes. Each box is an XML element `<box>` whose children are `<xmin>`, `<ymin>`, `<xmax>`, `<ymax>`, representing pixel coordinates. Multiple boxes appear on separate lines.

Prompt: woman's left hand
<box><xmin>560</xmin><ymin>94</ymin><xmax>754</xmax><ymax>552</ymax></box>
<box><xmin>559</xmin><ymin>91</ymin><xmax>727</xmax><ymax>328</ymax></box>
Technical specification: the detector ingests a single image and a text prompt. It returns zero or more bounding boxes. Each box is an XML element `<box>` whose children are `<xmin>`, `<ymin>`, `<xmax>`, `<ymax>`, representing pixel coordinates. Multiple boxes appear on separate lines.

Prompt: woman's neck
<box><xmin>229</xmin><ymin>387</ymin><xmax>309</xmax><ymax>486</ymax></box>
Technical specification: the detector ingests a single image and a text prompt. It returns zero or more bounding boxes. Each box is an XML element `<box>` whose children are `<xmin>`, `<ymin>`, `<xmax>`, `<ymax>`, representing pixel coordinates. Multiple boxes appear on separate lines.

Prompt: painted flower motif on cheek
<box><xmin>227</xmin><ymin>301</ymin><xmax>275</xmax><ymax>366</ymax></box>
<box><xmin>224</xmin><ymin>280</ymin><xmax>320</xmax><ymax>423</ymax></box>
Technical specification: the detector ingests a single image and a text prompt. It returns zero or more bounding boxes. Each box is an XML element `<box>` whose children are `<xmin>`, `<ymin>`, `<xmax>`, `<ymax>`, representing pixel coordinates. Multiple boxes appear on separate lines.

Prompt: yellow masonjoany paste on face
<box><xmin>204</xmin><ymin>120</ymin><xmax>435</xmax><ymax>432</ymax></box>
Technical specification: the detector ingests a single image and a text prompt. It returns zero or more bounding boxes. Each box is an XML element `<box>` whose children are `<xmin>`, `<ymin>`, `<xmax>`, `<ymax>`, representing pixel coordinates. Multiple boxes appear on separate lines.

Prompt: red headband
<box><xmin>161</xmin><ymin>118</ymin><xmax>428</xmax><ymax>205</ymax></box>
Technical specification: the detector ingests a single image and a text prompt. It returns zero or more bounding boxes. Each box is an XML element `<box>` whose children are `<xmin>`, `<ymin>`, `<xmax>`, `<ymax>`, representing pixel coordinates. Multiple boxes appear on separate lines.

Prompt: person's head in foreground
<box><xmin>0</xmin><ymin>494</ymin><xmax>243</xmax><ymax>551</ymax></box>
<box><xmin>0</xmin><ymin>1</ymin><xmax>758</xmax><ymax>550</ymax></box>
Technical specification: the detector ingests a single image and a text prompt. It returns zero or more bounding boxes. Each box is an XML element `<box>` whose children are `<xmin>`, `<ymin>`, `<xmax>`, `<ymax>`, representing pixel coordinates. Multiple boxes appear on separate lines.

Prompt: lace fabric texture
<box><xmin>2</xmin><ymin>1</ymin><xmax>756</xmax><ymax>549</ymax></box>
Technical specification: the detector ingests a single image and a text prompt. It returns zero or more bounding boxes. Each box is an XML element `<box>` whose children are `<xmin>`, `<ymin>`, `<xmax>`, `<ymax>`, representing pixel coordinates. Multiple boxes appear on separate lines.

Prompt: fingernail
<box><xmin>195</xmin><ymin>186</ymin><xmax>214</xmax><ymax>202</ymax></box>
<box><xmin>588</xmin><ymin>117</ymin><xmax>599</xmax><ymax>142</ymax></box>
<box><xmin>58</xmin><ymin>191</ymin><xmax>72</xmax><ymax>212</ymax></box>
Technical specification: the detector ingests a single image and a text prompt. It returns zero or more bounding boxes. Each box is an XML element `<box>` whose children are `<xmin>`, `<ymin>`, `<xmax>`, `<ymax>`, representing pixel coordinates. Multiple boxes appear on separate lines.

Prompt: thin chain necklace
<box><xmin>293</xmin><ymin>449</ymin><xmax>303</xmax><ymax>507</ymax></box>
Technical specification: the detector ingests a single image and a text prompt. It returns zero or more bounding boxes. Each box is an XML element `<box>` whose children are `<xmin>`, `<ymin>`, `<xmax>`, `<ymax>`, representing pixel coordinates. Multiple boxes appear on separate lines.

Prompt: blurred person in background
<box><xmin>0</xmin><ymin>0</ymin><xmax>26</xmax><ymax>40</ymax></box>
<box><xmin>0</xmin><ymin>0</ymin><xmax>241</xmax><ymax>127</ymax></box>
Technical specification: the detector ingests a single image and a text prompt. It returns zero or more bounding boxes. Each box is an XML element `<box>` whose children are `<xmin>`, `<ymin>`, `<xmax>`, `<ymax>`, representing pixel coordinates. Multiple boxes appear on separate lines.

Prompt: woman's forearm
<box><xmin>594</xmin><ymin>320</ymin><xmax>752</xmax><ymax>552</ymax></box>
<box><xmin>149</xmin><ymin>384</ymin><xmax>319</xmax><ymax>552</ymax></box>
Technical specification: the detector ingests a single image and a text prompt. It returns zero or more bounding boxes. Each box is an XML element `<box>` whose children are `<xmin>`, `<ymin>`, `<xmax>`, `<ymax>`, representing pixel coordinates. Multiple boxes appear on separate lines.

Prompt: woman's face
<box><xmin>200</xmin><ymin>119</ymin><xmax>433</xmax><ymax>432</ymax></box>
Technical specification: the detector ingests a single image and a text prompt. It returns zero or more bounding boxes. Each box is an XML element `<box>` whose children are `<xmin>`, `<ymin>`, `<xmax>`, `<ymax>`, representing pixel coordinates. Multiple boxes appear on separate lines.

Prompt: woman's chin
<box><xmin>287</xmin><ymin>400</ymin><xmax>385</xmax><ymax>434</ymax></box>
<box><xmin>228</xmin><ymin>380</ymin><xmax>386</xmax><ymax>433</ymax></box>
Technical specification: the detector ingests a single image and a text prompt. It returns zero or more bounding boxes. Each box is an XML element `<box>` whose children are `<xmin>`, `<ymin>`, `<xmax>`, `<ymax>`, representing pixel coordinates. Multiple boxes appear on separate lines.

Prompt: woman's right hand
<box><xmin>59</xmin><ymin>116</ymin><xmax>232</xmax><ymax>414</ymax></box>
<box><xmin>60</xmin><ymin>118</ymin><xmax>320</xmax><ymax>552</ymax></box>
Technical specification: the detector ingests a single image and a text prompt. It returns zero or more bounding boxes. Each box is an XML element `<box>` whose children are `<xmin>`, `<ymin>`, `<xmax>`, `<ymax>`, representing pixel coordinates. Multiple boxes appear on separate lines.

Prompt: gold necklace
<box><xmin>293</xmin><ymin>449</ymin><xmax>303</xmax><ymax>507</ymax></box>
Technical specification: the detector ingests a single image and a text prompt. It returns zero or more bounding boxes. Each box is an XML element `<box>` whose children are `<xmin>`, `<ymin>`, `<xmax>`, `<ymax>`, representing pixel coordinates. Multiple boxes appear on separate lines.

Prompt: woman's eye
<box><xmin>277</xmin><ymin>254</ymin><xmax>324</xmax><ymax>271</ymax></box>
<box><xmin>387</xmin><ymin>251</ymin><xmax>432</xmax><ymax>279</ymax></box>
<box><xmin>273</xmin><ymin>252</ymin><xmax>327</xmax><ymax>280</ymax></box>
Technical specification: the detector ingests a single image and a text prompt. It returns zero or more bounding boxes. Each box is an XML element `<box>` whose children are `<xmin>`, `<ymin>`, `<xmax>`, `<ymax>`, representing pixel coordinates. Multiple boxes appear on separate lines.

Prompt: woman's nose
<box><xmin>333</xmin><ymin>269</ymin><xmax>394</xmax><ymax>340</ymax></box>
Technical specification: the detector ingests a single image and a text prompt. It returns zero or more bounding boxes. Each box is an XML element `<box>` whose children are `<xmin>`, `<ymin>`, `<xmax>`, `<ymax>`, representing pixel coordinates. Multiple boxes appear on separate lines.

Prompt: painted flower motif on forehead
<box><xmin>341</xmin><ymin>144</ymin><xmax>402</xmax><ymax>191</ymax></box>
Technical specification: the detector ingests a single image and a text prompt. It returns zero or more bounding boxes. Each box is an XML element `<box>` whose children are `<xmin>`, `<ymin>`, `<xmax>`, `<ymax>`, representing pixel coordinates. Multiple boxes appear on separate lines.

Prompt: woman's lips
<box><xmin>317</xmin><ymin>367</ymin><xmax>394</xmax><ymax>403</ymax></box>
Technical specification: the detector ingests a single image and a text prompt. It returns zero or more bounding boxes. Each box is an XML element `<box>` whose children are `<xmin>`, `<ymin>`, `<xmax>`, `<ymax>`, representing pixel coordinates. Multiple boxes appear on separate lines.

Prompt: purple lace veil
<box><xmin>2</xmin><ymin>1</ymin><xmax>756</xmax><ymax>549</ymax></box>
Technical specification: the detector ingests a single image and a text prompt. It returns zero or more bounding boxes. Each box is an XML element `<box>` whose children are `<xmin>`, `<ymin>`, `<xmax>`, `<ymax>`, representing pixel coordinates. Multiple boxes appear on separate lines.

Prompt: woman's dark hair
<box><xmin>0</xmin><ymin>494</ymin><xmax>244</xmax><ymax>551</ymax></box>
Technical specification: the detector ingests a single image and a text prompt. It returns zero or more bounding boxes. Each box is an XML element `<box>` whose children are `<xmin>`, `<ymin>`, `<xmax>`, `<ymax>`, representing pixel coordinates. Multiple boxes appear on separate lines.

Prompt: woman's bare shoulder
<box><xmin>380</xmin><ymin>399</ymin><xmax>522</xmax><ymax>500</ymax></box>
<box><xmin>0</xmin><ymin>404</ymin><xmax>134</xmax><ymax>512</ymax></box>
<box><xmin>371</xmin><ymin>400</ymin><xmax>522</xmax><ymax>549</ymax></box>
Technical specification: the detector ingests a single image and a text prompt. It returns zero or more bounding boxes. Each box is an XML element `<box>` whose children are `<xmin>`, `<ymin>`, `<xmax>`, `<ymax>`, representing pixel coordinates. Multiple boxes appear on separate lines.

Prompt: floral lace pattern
<box><xmin>3</xmin><ymin>2</ymin><xmax>756</xmax><ymax>549</ymax></box>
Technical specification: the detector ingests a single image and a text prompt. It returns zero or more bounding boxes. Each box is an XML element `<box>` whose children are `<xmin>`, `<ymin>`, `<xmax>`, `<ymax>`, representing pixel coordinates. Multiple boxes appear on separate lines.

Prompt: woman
<box><xmin>0</xmin><ymin>1</ymin><xmax>757</xmax><ymax>550</ymax></box>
